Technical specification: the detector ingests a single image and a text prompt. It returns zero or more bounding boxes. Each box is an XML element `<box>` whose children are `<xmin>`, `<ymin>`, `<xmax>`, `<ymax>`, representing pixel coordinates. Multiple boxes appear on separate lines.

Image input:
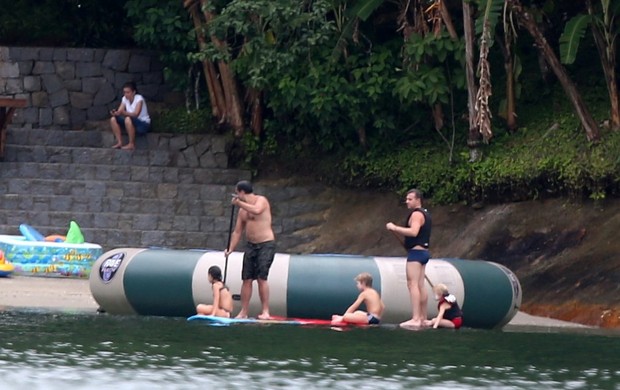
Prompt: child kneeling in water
<box><xmin>424</xmin><ymin>283</ymin><xmax>463</xmax><ymax>329</ymax></box>
<box><xmin>331</xmin><ymin>272</ymin><xmax>385</xmax><ymax>325</ymax></box>
<box><xmin>196</xmin><ymin>266</ymin><xmax>234</xmax><ymax>318</ymax></box>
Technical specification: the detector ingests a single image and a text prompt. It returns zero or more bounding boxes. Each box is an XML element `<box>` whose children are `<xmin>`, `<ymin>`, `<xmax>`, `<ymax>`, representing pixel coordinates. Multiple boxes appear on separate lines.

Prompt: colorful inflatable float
<box><xmin>0</xmin><ymin>222</ymin><xmax>103</xmax><ymax>278</ymax></box>
<box><xmin>90</xmin><ymin>248</ymin><xmax>522</xmax><ymax>329</ymax></box>
<box><xmin>0</xmin><ymin>250</ymin><xmax>14</xmax><ymax>277</ymax></box>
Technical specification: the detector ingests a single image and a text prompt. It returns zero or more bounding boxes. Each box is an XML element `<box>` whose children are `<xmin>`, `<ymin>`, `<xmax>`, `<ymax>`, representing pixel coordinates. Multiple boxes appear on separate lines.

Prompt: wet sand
<box><xmin>0</xmin><ymin>275</ymin><xmax>98</xmax><ymax>312</ymax></box>
<box><xmin>0</xmin><ymin>275</ymin><xmax>593</xmax><ymax>329</ymax></box>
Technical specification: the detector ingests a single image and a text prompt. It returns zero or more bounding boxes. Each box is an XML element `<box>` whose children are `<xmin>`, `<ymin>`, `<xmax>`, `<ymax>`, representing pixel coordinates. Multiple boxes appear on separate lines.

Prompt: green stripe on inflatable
<box><xmin>286</xmin><ymin>255</ymin><xmax>380</xmax><ymax>319</ymax></box>
<box><xmin>123</xmin><ymin>249</ymin><xmax>202</xmax><ymax>317</ymax></box>
<box><xmin>442</xmin><ymin>258</ymin><xmax>512</xmax><ymax>329</ymax></box>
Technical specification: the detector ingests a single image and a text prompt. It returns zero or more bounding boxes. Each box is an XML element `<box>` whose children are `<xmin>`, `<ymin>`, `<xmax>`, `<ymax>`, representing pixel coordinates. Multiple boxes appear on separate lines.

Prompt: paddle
<box><xmin>224</xmin><ymin>203</ymin><xmax>235</xmax><ymax>284</ymax></box>
<box><xmin>389</xmin><ymin>230</ymin><xmax>435</xmax><ymax>288</ymax></box>
<box><xmin>224</xmin><ymin>201</ymin><xmax>242</xmax><ymax>301</ymax></box>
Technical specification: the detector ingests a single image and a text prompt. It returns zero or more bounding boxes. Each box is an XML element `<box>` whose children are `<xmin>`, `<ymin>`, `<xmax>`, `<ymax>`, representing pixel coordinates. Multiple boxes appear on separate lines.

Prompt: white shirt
<box><xmin>122</xmin><ymin>94</ymin><xmax>150</xmax><ymax>123</ymax></box>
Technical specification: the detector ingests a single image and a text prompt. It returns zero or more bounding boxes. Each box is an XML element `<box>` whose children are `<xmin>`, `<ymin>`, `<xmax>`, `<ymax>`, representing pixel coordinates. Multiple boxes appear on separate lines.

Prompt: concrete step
<box><xmin>0</xmin><ymin>162</ymin><xmax>250</xmax><ymax>185</ymax></box>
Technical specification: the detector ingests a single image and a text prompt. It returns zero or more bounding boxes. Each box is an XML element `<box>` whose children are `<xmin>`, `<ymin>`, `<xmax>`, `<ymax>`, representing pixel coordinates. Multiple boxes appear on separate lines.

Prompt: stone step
<box><xmin>5</xmin><ymin>128</ymin><xmax>231</xmax><ymax>169</ymax></box>
<box><xmin>0</xmin><ymin>223</ymin><xmax>228</xmax><ymax>250</ymax></box>
<box><xmin>0</xmin><ymin>178</ymin><xmax>234</xmax><ymax>201</ymax></box>
<box><xmin>0</xmin><ymin>208</ymin><xmax>230</xmax><ymax>232</ymax></box>
<box><xmin>4</xmin><ymin>144</ymin><xmax>174</xmax><ymax>167</ymax></box>
<box><xmin>0</xmin><ymin>193</ymin><xmax>227</xmax><ymax>216</ymax></box>
<box><xmin>7</xmin><ymin>128</ymin><xmax>224</xmax><ymax>149</ymax></box>
<box><xmin>7</xmin><ymin>128</ymin><xmax>104</xmax><ymax>148</ymax></box>
<box><xmin>0</xmin><ymin>162</ymin><xmax>250</xmax><ymax>185</ymax></box>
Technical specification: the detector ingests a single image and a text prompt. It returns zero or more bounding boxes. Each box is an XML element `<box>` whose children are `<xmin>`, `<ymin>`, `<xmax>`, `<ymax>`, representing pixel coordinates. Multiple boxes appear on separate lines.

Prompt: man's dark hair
<box><xmin>123</xmin><ymin>81</ymin><xmax>137</xmax><ymax>92</ymax></box>
<box><xmin>407</xmin><ymin>188</ymin><xmax>423</xmax><ymax>201</ymax></box>
<box><xmin>236</xmin><ymin>180</ymin><xmax>253</xmax><ymax>194</ymax></box>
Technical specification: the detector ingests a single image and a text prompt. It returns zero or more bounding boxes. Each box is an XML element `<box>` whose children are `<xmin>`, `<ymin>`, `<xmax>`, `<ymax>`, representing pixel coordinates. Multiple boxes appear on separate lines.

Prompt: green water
<box><xmin>1</xmin><ymin>309</ymin><xmax>619</xmax><ymax>389</ymax></box>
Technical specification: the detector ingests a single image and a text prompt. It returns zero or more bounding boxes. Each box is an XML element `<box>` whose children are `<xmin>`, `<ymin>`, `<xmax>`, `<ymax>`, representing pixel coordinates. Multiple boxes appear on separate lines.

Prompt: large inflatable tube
<box><xmin>89</xmin><ymin>249</ymin><xmax>522</xmax><ymax>329</ymax></box>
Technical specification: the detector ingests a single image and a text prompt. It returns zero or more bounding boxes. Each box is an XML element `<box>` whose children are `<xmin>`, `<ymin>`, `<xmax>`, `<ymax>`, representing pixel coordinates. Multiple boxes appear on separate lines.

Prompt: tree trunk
<box><xmin>199</xmin><ymin>0</ymin><xmax>246</xmax><ymax>137</ymax></box>
<box><xmin>438</xmin><ymin>0</ymin><xmax>458</xmax><ymax>39</ymax></box>
<box><xmin>248</xmin><ymin>88</ymin><xmax>263</xmax><ymax>137</ymax></box>
<box><xmin>587</xmin><ymin>0</ymin><xmax>620</xmax><ymax>131</ymax></box>
<box><xmin>463</xmin><ymin>1</ymin><xmax>482</xmax><ymax>161</ymax></box>
<box><xmin>510</xmin><ymin>0</ymin><xmax>600</xmax><ymax>141</ymax></box>
<box><xmin>184</xmin><ymin>0</ymin><xmax>225</xmax><ymax>120</ymax></box>
<box><xmin>497</xmin><ymin>37</ymin><xmax>518</xmax><ymax>132</ymax></box>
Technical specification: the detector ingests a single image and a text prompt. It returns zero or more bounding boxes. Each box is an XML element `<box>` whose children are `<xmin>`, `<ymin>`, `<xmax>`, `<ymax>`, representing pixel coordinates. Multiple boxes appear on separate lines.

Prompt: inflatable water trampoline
<box><xmin>90</xmin><ymin>248</ymin><xmax>522</xmax><ymax>329</ymax></box>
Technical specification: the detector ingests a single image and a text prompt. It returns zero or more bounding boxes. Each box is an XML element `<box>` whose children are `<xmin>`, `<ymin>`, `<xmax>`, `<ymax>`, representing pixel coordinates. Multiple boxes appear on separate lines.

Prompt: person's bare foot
<box><xmin>111</xmin><ymin>143</ymin><xmax>122</xmax><ymax>149</ymax></box>
<box><xmin>400</xmin><ymin>318</ymin><xmax>422</xmax><ymax>327</ymax></box>
<box><xmin>258</xmin><ymin>312</ymin><xmax>271</xmax><ymax>320</ymax></box>
<box><xmin>235</xmin><ymin>312</ymin><xmax>248</xmax><ymax>319</ymax></box>
<box><xmin>331</xmin><ymin>315</ymin><xmax>344</xmax><ymax>324</ymax></box>
<box><xmin>121</xmin><ymin>143</ymin><xmax>135</xmax><ymax>150</ymax></box>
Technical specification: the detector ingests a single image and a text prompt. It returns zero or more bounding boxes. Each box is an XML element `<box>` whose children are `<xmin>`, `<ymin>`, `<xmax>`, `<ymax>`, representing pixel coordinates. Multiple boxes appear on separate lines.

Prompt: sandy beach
<box><xmin>0</xmin><ymin>275</ymin><xmax>592</xmax><ymax>329</ymax></box>
<box><xmin>0</xmin><ymin>275</ymin><xmax>98</xmax><ymax>312</ymax></box>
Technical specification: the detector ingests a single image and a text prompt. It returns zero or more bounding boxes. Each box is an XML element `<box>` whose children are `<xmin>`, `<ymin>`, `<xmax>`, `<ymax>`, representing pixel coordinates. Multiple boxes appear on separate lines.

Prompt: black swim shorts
<box><xmin>242</xmin><ymin>240</ymin><xmax>276</xmax><ymax>280</ymax></box>
<box><xmin>407</xmin><ymin>248</ymin><xmax>430</xmax><ymax>265</ymax></box>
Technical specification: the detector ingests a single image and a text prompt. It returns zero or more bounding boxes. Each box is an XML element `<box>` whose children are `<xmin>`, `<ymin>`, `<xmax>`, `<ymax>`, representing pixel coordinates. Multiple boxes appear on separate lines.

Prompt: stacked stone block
<box><xmin>0</xmin><ymin>46</ymin><xmax>166</xmax><ymax>129</ymax></box>
<box><xmin>0</xmin><ymin>128</ymin><xmax>331</xmax><ymax>253</ymax></box>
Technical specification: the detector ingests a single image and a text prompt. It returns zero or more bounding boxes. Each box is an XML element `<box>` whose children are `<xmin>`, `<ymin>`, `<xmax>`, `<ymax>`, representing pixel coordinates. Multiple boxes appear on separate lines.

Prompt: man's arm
<box><xmin>386</xmin><ymin>211</ymin><xmax>425</xmax><ymax>237</ymax></box>
<box><xmin>225</xmin><ymin>213</ymin><xmax>245</xmax><ymax>256</ymax></box>
<box><xmin>233</xmin><ymin>196</ymin><xmax>268</xmax><ymax>215</ymax></box>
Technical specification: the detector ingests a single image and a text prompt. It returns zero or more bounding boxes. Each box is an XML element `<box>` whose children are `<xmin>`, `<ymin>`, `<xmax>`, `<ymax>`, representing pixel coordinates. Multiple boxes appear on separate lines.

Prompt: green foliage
<box><xmin>0</xmin><ymin>0</ymin><xmax>134</xmax><ymax>46</ymax></box>
<box><xmin>560</xmin><ymin>15</ymin><xmax>592</xmax><ymax>64</ymax></box>
<box><xmin>328</xmin><ymin>79</ymin><xmax>620</xmax><ymax>205</ymax></box>
<box><xmin>397</xmin><ymin>32</ymin><xmax>465</xmax><ymax>106</ymax></box>
<box><xmin>125</xmin><ymin>0</ymin><xmax>197</xmax><ymax>90</ymax></box>
<box><xmin>151</xmin><ymin>108</ymin><xmax>216</xmax><ymax>134</ymax></box>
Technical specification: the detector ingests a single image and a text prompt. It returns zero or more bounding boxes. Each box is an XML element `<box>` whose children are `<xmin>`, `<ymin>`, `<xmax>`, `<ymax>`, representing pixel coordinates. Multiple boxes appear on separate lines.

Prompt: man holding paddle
<box><xmin>225</xmin><ymin>180</ymin><xmax>276</xmax><ymax>320</ymax></box>
<box><xmin>386</xmin><ymin>188</ymin><xmax>432</xmax><ymax>327</ymax></box>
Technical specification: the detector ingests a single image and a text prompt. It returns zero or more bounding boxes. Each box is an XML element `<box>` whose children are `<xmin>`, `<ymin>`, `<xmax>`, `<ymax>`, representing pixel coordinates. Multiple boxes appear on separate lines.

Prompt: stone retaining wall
<box><xmin>0</xmin><ymin>46</ymin><xmax>167</xmax><ymax>129</ymax></box>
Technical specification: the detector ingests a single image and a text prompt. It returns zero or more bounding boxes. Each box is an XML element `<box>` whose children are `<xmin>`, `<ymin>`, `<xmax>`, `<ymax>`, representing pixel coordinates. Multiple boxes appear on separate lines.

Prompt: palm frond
<box><xmin>559</xmin><ymin>14</ymin><xmax>591</xmax><ymax>64</ymax></box>
<box><xmin>475</xmin><ymin>0</ymin><xmax>504</xmax><ymax>37</ymax></box>
<box><xmin>330</xmin><ymin>0</ymin><xmax>384</xmax><ymax>61</ymax></box>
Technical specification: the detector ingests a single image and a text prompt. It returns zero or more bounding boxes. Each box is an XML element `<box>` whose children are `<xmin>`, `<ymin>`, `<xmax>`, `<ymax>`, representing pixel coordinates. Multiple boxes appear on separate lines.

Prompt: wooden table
<box><xmin>0</xmin><ymin>98</ymin><xmax>27</xmax><ymax>161</ymax></box>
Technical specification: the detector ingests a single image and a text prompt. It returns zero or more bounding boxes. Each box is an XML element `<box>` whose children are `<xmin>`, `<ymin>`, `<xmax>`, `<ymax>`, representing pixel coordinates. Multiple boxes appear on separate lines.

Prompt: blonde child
<box><xmin>331</xmin><ymin>272</ymin><xmax>385</xmax><ymax>325</ymax></box>
<box><xmin>196</xmin><ymin>266</ymin><xmax>234</xmax><ymax>317</ymax></box>
<box><xmin>424</xmin><ymin>283</ymin><xmax>463</xmax><ymax>329</ymax></box>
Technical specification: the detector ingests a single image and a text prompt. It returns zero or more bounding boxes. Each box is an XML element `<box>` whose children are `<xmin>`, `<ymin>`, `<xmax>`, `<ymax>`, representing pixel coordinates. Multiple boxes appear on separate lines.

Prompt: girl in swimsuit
<box><xmin>196</xmin><ymin>266</ymin><xmax>234</xmax><ymax>317</ymax></box>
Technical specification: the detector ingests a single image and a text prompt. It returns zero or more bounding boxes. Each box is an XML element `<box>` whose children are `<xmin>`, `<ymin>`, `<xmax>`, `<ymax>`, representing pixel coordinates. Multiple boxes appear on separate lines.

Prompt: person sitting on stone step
<box><xmin>109</xmin><ymin>81</ymin><xmax>151</xmax><ymax>150</ymax></box>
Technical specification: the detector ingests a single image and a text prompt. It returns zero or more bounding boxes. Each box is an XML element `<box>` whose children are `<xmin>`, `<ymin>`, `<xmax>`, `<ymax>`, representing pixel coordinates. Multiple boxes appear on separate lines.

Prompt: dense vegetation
<box><xmin>1</xmin><ymin>0</ymin><xmax>618</xmax><ymax>204</ymax></box>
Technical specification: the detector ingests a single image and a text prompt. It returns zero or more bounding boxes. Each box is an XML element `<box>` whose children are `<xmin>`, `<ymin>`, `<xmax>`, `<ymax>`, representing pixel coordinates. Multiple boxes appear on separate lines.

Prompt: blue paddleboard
<box><xmin>187</xmin><ymin>315</ymin><xmax>306</xmax><ymax>326</ymax></box>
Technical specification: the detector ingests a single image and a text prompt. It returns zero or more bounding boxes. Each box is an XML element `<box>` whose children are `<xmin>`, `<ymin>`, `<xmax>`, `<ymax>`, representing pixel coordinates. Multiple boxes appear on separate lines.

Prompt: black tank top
<box><xmin>439</xmin><ymin>295</ymin><xmax>463</xmax><ymax>320</ymax></box>
<box><xmin>403</xmin><ymin>207</ymin><xmax>431</xmax><ymax>249</ymax></box>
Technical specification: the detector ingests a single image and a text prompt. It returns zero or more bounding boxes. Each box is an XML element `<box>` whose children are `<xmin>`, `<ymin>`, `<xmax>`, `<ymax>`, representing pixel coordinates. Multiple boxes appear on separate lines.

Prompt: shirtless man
<box><xmin>225</xmin><ymin>180</ymin><xmax>276</xmax><ymax>319</ymax></box>
<box><xmin>331</xmin><ymin>272</ymin><xmax>385</xmax><ymax>325</ymax></box>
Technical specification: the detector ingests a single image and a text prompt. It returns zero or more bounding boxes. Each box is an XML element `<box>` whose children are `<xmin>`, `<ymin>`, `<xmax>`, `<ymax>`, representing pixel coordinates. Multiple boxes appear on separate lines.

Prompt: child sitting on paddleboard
<box><xmin>424</xmin><ymin>283</ymin><xmax>463</xmax><ymax>329</ymax></box>
<box><xmin>331</xmin><ymin>272</ymin><xmax>385</xmax><ymax>325</ymax></box>
<box><xmin>196</xmin><ymin>266</ymin><xmax>234</xmax><ymax>318</ymax></box>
